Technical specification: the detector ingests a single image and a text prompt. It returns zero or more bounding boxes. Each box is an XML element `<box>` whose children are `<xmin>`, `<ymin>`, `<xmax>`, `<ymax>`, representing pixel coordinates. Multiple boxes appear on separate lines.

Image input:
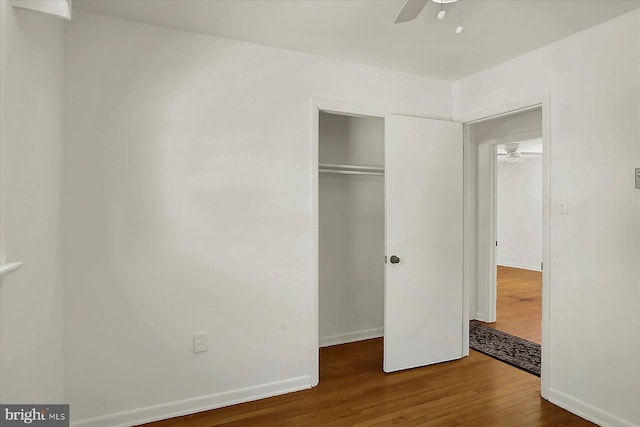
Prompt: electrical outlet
<box><xmin>193</xmin><ymin>331</ymin><xmax>208</xmax><ymax>353</ymax></box>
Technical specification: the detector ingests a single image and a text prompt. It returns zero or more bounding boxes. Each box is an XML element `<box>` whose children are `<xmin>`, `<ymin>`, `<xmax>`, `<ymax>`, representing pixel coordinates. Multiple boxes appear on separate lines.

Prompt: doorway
<box><xmin>318</xmin><ymin>111</ymin><xmax>385</xmax><ymax>348</ymax></box>
<box><xmin>495</xmin><ymin>138</ymin><xmax>543</xmax><ymax>343</ymax></box>
<box><xmin>463</xmin><ymin>101</ymin><xmax>549</xmax><ymax>394</ymax></box>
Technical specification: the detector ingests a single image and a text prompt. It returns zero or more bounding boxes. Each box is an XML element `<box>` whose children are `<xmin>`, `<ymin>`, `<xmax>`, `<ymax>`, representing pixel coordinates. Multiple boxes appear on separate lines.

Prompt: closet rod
<box><xmin>319</xmin><ymin>163</ymin><xmax>385</xmax><ymax>174</ymax></box>
<box><xmin>319</xmin><ymin>163</ymin><xmax>383</xmax><ymax>171</ymax></box>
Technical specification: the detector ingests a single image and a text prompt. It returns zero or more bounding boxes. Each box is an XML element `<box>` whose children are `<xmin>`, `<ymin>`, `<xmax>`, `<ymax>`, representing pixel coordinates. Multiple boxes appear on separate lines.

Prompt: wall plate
<box><xmin>193</xmin><ymin>331</ymin><xmax>208</xmax><ymax>353</ymax></box>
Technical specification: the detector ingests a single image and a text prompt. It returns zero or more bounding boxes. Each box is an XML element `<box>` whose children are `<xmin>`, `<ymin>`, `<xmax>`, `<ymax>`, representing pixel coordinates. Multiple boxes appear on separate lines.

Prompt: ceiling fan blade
<box><xmin>394</xmin><ymin>0</ymin><xmax>429</xmax><ymax>23</ymax></box>
<box><xmin>519</xmin><ymin>152</ymin><xmax>543</xmax><ymax>156</ymax></box>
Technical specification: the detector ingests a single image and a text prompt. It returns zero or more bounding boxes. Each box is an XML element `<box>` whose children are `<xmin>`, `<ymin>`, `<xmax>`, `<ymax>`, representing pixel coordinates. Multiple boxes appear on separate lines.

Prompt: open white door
<box><xmin>384</xmin><ymin>115</ymin><xmax>464</xmax><ymax>373</ymax></box>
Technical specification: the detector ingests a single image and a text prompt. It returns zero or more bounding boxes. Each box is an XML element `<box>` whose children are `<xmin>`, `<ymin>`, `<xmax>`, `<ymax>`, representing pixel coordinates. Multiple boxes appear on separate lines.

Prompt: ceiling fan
<box><xmin>497</xmin><ymin>144</ymin><xmax>542</xmax><ymax>163</ymax></box>
<box><xmin>394</xmin><ymin>0</ymin><xmax>464</xmax><ymax>33</ymax></box>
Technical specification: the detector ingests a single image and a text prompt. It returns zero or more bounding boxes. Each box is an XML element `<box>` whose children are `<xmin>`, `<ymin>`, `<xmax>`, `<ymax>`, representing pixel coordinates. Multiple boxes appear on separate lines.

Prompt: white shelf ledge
<box><xmin>0</xmin><ymin>262</ymin><xmax>24</xmax><ymax>278</ymax></box>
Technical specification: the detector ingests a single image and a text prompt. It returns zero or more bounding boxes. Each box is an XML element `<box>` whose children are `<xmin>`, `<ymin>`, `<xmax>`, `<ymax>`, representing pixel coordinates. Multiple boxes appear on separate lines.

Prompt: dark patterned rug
<box><xmin>469</xmin><ymin>321</ymin><xmax>541</xmax><ymax>377</ymax></box>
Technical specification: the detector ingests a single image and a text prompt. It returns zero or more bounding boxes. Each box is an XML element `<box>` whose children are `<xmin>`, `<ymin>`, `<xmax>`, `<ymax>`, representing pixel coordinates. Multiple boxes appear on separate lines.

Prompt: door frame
<box><xmin>455</xmin><ymin>93</ymin><xmax>551</xmax><ymax>398</ymax></box>
<box><xmin>309</xmin><ymin>98</ymin><xmax>457</xmax><ymax>386</ymax></box>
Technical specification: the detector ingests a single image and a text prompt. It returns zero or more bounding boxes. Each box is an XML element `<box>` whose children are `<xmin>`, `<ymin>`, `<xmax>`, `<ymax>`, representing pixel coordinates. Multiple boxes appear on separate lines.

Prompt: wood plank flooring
<box><xmin>144</xmin><ymin>266</ymin><xmax>590</xmax><ymax>426</ymax></box>
<box><xmin>144</xmin><ymin>339</ymin><xmax>592</xmax><ymax>426</ymax></box>
<box><xmin>481</xmin><ymin>266</ymin><xmax>542</xmax><ymax>344</ymax></box>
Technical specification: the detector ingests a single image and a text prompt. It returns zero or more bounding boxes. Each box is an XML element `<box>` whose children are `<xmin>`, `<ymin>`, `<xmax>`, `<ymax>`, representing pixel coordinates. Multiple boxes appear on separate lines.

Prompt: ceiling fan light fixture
<box><xmin>504</xmin><ymin>151</ymin><xmax>520</xmax><ymax>163</ymax></box>
<box><xmin>393</xmin><ymin>0</ymin><xmax>459</xmax><ymax>24</ymax></box>
<box><xmin>456</xmin><ymin>25</ymin><xmax>464</xmax><ymax>34</ymax></box>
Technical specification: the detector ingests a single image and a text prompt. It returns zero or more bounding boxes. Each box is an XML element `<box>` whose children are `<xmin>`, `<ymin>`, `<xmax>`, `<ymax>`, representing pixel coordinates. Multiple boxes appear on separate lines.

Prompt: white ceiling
<box><xmin>73</xmin><ymin>0</ymin><xmax>640</xmax><ymax>81</ymax></box>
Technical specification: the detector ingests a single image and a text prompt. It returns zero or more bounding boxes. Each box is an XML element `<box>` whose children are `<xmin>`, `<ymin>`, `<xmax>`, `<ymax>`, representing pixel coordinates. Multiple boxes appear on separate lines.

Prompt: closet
<box><xmin>318</xmin><ymin>112</ymin><xmax>385</xmax><ymax>348</ymax></box>
<box><xmin>315</xmin><ymin>107</ymin><xmax>465</xmax><ymax>374</ymax></box>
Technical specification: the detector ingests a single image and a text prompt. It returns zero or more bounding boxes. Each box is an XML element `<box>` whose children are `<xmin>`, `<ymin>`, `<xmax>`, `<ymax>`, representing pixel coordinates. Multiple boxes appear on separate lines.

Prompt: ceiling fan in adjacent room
<box><xmin>394</xmin><ymin>0</ymin><xmax>464</xmax><ymax>33</ymax></box>
<box><xmin>497</xmin><ymin>143</ymin><xmax>543</xmax><ymax>163</ymax></box>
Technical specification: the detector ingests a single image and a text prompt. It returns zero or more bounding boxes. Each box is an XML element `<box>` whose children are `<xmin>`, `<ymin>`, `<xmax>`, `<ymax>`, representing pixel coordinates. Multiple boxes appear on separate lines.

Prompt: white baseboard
<box><xmin>548</xmin><ymin>388</ymin><xmax>638</xmax><ymax>427</ymax></box>
<box><xmin>319</xmin><ymin>327</ymin><xmax>383</xmax><ymax>347</ymax></box>
<box><xmin>71</xmin><ymin>375</ymin><xmax>312</xmax><ymax>427</ymax></box>
<box><xmin>473</xmin><ymin>312</ymin><xmax>495</xmax><ymax>323</ymax></box>
<box><xmin>497</xmin><ymin>262</ymin><xmax>542</xmax><ymax>272</ymax></box>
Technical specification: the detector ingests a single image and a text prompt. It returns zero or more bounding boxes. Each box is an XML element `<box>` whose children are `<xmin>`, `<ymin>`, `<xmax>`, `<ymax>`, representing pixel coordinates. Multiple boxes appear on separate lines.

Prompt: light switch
<box><xmin>554</xmin><ymin>196</ymin><xmax>568</xmax><ymax>215</ymax></box>
<box><xmin>635</xmin><ymin>168</ymin><xmax>640</xmax><ymax>189</ymax></box>
<box><xmin>558</xmin><ymin>197</ymin><xmax>568</xmax><ymax>214</ymax></box>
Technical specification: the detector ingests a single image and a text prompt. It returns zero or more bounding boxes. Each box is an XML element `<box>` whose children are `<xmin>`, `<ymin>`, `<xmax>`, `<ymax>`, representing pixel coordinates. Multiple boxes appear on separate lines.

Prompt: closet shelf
<box><xmin>0</xmin><ymin>262</ymin><xmax>23</xmax><ymax>278</ymax></box>
<box><xmin>319</xmin><ymin>163</ymin><xmax>385</xmax><ymax>176</ymax></box>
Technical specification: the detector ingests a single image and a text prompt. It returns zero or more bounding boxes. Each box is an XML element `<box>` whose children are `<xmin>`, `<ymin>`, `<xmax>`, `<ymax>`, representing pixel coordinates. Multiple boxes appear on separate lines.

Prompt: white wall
<box><xmin>0</xmin><ymin>2</ymin><xmax>65</xmax><ymax>403</ymax></box>
<box><xmin>319</xmin><ymin>113</ymin><xmax>384</xmax><ymax>346</ymax></box>
<box><xmin>496</xmin><ymin>157</ymin><xmax>542</xmax><ymax>271</ymax></box>
<box><xmin>62</xmin><ymin>12</ymin><xmax>451</xmax><ymax>425</ymax></box>
<box><xmin>455</xmin><ymin>9</ymin><xmax>640</xmax><ymax>426</ymax></box>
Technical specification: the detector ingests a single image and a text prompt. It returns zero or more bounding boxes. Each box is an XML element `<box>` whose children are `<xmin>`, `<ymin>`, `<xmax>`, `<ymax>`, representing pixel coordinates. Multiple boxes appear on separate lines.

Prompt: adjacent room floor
<box><xmin>483</xmin><ymin>266</ymin><xmax>542</xmax><ymax>344</ymax></box>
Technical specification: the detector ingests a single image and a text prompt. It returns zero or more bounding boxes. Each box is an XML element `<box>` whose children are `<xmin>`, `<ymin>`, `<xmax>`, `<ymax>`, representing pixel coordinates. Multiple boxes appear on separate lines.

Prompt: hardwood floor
<box><xmin>482</xmin><ymin>266</ymin><xmax>542</xmax><ymax>344</ymax></box>
<box><xmin>144</xmin><ymin>265</ymin><xmax>590</xmax><ymax>427</ymax></box>
<box><xmin>144</xmin><ymin>339</ymin><xmax>592</xmax><ymax>426</ymax></box>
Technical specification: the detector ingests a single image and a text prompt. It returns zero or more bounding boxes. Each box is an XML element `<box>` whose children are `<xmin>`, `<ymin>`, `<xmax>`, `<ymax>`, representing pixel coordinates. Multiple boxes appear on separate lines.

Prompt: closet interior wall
<box><xmin>318</xmin><ymin>112</ymin><xmax>385</xmax><ymax>347</ymax></box>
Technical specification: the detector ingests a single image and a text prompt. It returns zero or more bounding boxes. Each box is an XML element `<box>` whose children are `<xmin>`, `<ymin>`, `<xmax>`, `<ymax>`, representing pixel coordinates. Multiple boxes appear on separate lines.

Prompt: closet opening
<box><xmin>313</xmin><ymin>100</ymin><xmax>464</xmax><ymax>384</ymax></box>
<box><xmin>318</xmin><ymin>111</ymin><xmax>385</xmax><ymax>376</ymax></box>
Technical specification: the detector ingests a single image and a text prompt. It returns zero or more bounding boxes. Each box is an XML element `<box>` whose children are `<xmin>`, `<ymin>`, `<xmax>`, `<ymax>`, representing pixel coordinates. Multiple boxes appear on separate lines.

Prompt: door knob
<box><xmin>390</xmin><ymin>255</ymin><xmax>400</xmax><ymax>264</ymax></box>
